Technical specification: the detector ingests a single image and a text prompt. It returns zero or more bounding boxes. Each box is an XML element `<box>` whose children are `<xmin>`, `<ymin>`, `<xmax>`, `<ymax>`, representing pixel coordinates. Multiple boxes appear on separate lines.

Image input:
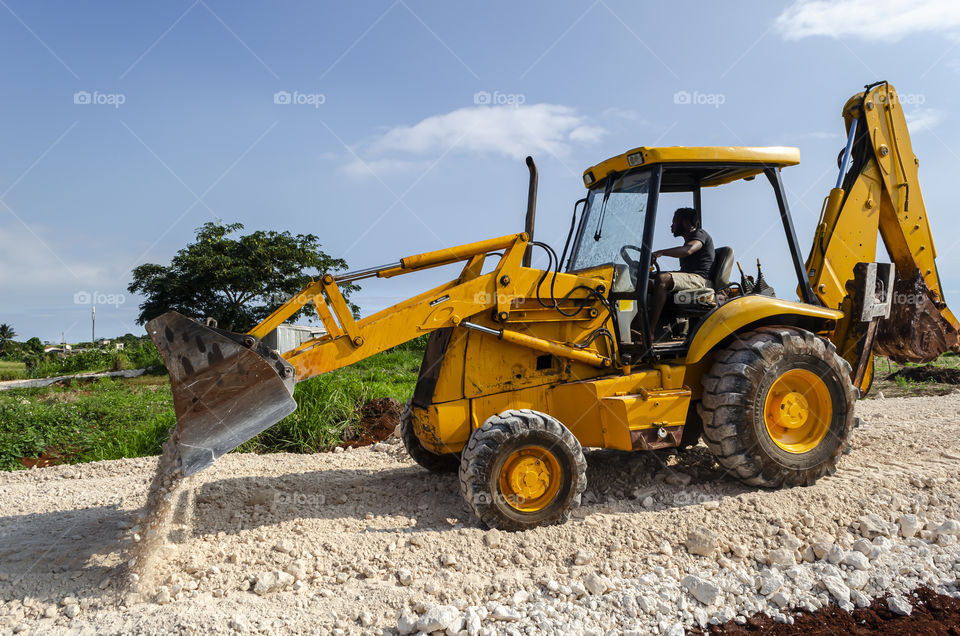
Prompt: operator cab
<box><xmin>566</xmin><ymin>146</ymin><xmax>807</xmax><ymax>362</ymax></box>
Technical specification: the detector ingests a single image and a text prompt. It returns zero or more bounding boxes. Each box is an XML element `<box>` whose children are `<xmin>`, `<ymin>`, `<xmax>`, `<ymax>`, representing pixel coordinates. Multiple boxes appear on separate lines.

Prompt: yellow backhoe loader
<box><xmin>148</xmin><ymin>82</ymin><xmax>958</xmax><ymax>530</ymax></box>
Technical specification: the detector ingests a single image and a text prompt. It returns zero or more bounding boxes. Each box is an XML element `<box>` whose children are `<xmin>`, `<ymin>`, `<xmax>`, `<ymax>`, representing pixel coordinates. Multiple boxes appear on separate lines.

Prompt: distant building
<box><xmin>43</xmin><ymin>344</ymin><xmax>72</xmax><ymax>353</ymax></box>
<box><xmin>262</xmin><ymin>324</ymin><xmax>326</xmax><ymax>354</ymax></box>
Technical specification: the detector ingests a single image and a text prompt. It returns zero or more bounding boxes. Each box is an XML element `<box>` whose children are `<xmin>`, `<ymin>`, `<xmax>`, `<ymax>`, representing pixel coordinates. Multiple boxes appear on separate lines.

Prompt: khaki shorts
<box><xmin>670</xmin><ymin>272</ymin><xmax>710</xmax><ymax>292</ymax></box>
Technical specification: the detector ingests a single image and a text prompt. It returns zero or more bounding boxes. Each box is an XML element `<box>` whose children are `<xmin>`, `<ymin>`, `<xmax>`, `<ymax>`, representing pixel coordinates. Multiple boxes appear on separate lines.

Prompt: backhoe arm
<box><xmin>806</xmin><ymin>82</ymin><xmax>959</xmax><ymax>365</ymax></box>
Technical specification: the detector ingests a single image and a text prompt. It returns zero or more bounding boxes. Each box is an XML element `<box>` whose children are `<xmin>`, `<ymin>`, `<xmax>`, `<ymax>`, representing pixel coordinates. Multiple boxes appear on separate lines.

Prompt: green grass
<box><xmin>0</xmin><ymin>360</ymin><xmax>26</xmax><ymax>381</ymax></box>
<box><xmin>0</xmin><ymin>344</ymin><xmax>423</xmax><ymax>471</ymax></box>
<box><xmin>0</xmin><ymin>375</ymin><xmax>175</xmax><ymax>470</ymax></box>
<box><xmin>238</xmin><ymin>347</ymin><xmax>421</xmax><ymax>453</ymax></box>
<box><xmin>24</xmin><ymin>344</ymin><xmax>164</xmax><ymax>379</ymax></box>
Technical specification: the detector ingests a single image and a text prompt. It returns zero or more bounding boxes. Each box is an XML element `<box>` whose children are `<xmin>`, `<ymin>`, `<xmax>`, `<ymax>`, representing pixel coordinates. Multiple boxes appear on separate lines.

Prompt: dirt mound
<box><xmin>340</xmin><ymin>397</ymin><xmax>402</xmax><ymax>448</ymax></box>
<box><xmin>699</xmin><ymin>586</ymin><xmax>960</xmax><ymax>634</ymax></box>
<box><xmin>887</xmin><ymin>365</ymin><xmax>960</xmax><ymax>385</ymax></box>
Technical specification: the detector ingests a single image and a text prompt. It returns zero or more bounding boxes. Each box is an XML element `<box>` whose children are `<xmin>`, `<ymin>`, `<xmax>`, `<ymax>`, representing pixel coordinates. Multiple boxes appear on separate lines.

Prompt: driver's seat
<box><xmin>673</xmin><ymin>246</ymin><xmax>735</xmax><ymax>306</ymax></box>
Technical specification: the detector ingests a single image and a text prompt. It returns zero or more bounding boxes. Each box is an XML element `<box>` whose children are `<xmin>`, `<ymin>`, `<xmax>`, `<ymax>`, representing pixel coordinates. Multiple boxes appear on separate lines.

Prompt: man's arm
<box><xmin>653</xmin><ymin>239</ymin><xmax>703</xmax><ymax>260</ymax></box>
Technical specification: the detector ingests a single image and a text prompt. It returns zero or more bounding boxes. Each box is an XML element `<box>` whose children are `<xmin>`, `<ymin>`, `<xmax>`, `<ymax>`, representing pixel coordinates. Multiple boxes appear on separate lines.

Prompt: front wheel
<box><xmin>699</xmin><ymin>327</ymin><xmax>856</xmax><ymax>488</ymax></box>
<box><xmin>459</xmin><ymin>410</ymin><xmax>586</xmax><ymax>530</ymax></box>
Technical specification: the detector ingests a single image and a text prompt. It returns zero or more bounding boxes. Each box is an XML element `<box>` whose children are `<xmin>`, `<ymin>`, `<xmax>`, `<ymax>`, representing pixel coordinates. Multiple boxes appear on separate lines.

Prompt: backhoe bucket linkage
<box><xmin>147</xmin><ymin>311</ymin><xmax>297</xmax><ymax>477</ymax></box>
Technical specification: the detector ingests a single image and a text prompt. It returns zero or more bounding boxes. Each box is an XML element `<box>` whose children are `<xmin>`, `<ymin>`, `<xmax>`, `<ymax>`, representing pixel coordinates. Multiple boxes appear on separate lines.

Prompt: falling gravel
<box><xmin>127</xmin><ymin>431</ymin><xmax>190</xmax><ymax>596</ymax></box>
<box><xmin>0</xmin><ymin>394</ymin><xmax>959</xmax><ymax>634</ymax></box>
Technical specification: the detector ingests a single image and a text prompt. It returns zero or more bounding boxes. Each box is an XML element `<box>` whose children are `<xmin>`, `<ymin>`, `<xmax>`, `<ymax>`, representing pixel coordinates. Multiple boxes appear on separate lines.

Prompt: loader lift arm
<box><xmin>147</xmin><ymin>232</ymin><xmax>614</xmax><ymax>475</ymax></box>
<box><xmin>250</xmin><ymin>232</ymin><xmax>611</xmax><ymax>380</ymax></box>
<box><xmin>806</xmin><ymin>81</ymin><xmax>960</xmax><ymax>370</ymax></box>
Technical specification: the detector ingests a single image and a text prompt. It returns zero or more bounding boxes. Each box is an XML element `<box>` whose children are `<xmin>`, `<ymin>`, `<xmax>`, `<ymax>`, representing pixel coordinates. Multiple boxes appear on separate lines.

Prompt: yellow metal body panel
<box><xmin>418</xmin><ymin>367</ymin><xmax>692</xmax><ymax>454</ymax></box>
<box><xmin>685</xmin><ymin>296</ymin><xmax>842</xmax><ymax>365</ymax></box>
<box><xmin>599</xmin><ymin>390</ymin><xmax>691</xmax><ymax>450</ymax></box>
<box><xmin>583</xmin><ymin>146</ymin><xmax>800</xmax><ymax>187</ymax></box>
<box><xmin>410</xmin><ymin>399</ymin><xmax>472</xmax><ymax>455</ymax></box>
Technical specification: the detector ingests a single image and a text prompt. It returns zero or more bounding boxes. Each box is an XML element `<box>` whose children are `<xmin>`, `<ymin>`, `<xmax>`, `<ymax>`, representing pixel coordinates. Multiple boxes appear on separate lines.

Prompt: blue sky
<box><xmin>2</xmin><ymin>0</ymin><xmax>960</xmax><ymax>342</ymax></box>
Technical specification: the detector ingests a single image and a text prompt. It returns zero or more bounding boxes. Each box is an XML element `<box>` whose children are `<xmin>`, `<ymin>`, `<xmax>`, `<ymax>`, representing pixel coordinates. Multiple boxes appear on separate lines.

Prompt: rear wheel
<box><xmin>400</xmin><ymin>403</ymin><xmax>459</xmax><ymax>473</ymax></box>
<box><xmin>699</xmin><ymin>327</ymin><xmax>856</xmax><ymax>488</ymax></box>
<box><xmin>459</xmin><ymin>410</ymin><xmax>586</xmax><ymax>530</ymax></box>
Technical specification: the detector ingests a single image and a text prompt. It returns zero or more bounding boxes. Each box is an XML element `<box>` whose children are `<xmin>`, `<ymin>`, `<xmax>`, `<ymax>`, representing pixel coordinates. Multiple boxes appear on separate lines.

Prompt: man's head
<box><xmin>671</xmin><ymin>207</ymin><xmax>698</xmax><ymax>237</ymax></box>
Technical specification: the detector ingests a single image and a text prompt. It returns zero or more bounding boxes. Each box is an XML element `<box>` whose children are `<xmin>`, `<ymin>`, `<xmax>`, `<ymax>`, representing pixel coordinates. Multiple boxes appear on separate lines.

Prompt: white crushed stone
<box><xmin>0</xmin><ymin>395</ymin><xmax>958</xmax><ymax>634</ymax></box>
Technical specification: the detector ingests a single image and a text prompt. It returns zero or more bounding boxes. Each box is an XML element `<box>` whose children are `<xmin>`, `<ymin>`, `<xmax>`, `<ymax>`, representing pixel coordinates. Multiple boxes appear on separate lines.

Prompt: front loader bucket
<box><xmin>147</xmin><ymin>311</ymin><xmax>297</xmax><ymax>476</ymax></box>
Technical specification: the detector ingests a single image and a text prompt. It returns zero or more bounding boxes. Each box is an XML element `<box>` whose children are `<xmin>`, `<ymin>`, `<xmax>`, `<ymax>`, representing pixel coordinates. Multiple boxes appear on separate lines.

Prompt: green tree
<box><xmin>0</xmin><ymin>324</ymin><xmax>16</xmax><ymax>355</ymax></box>
<box><xmin>128</xmin><ymin>222</ymin><xmax>357</xmax><ymax>332</ymax></box>
<box><xmin>25</xmin><ymin>337</ymin><xmax>44</xmax><ymax>356</ymax></box>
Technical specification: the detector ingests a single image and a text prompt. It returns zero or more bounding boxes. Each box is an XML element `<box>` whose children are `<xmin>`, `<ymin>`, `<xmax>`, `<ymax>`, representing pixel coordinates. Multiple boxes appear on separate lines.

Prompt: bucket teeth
<box><xmin>147</xmin><ymin>311</ymin><xmax>297</xmax><ymax>476</ymax></box>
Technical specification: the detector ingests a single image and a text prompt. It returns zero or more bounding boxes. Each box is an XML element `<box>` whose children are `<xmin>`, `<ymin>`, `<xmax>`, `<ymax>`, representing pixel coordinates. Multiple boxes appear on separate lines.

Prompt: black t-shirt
<box><xmin>679</xmin><ymin>228</ymin><xmax>715</xmax><ymax>278</ymax></box>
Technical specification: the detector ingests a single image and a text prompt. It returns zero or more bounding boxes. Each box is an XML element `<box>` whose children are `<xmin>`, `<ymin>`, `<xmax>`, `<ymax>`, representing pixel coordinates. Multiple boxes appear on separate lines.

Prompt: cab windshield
<box><xmin>569</xmin><ymin>169</ymin><xmax>651</xmax><ymax>271</ymax></box>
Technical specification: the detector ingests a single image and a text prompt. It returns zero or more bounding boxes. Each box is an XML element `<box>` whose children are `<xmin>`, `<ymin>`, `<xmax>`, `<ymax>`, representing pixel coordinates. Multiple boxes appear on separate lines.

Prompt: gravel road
<box><xmin>1</xmin><ymin>393</ymin><xmax>959</xmax><ymax>635</ymax></box>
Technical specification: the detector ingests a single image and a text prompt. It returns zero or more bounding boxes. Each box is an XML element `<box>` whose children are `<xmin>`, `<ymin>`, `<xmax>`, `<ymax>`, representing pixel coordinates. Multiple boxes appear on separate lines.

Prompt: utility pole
<box><xmin>91</xmin><ymin>306</ymin><xmax>95</xmax><ymax>346</ymax></box>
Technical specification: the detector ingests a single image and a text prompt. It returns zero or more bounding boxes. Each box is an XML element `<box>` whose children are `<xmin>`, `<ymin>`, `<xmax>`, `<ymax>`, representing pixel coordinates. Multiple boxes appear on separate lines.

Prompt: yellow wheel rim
<box><xmin>498</xmin><ymin>446</ymin><xmax>563</xmax><ymax>512</ymax></box>
<box><xmin>763</xmin><ymin>369</ymin><xmax>833</xmax><ymax>453</ymax></box>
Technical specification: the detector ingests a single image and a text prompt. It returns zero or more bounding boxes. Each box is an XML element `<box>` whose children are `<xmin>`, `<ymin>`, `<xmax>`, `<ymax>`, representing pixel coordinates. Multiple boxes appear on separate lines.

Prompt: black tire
<box><xmin>400</xmin><ymin>402</ymin><xmax>459</xmax><ymax>473</ymax></box>
<box><xmin>459</xmin><ymin>409</ymin><xmax>586</xmax><ymax>531</ymax></box>
<box><xmin>698</xmin><ymin>327</ymin><xmax>856</xmax><ymax>488</ymax></box>
<box><xmin>680</xmin><ymin>402</ymin><xmax>703</xmax><ymax>449</ymax></box>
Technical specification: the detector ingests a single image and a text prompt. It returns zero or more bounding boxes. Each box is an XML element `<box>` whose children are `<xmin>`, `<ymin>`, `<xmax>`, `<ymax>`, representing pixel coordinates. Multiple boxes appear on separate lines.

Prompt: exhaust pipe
<box><xmin>523</xmin><ymin>156</ymin><xmax>538</xmax><ymax>267</ymax></box>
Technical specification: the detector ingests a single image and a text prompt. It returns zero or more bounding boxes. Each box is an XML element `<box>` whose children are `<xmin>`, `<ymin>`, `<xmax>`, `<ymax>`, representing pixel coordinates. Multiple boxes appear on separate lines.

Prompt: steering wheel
<box><xmin>619</xmin><ymin>244</ymin><xmax>643</xmax><ymax>271</ymax></box>
<box><xmin>620</xmin><ymin>245</ymin><xmax>660</xmax><ymax>289</ymax></box>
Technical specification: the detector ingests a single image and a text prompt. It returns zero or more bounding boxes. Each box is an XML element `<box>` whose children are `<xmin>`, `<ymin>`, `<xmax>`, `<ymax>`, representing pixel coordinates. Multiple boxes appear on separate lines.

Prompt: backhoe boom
<box><xmin>806</xmin><ymin>81</ymin><xmax>959</xmax><ymax>365</ymax></box>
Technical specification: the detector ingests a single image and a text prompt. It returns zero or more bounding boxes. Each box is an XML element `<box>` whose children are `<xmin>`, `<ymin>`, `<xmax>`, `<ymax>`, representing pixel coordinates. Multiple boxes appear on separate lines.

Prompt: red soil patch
<box><xmin>696</xmin><ymin>587</ymin><xmax>960</xmax><ymax>635</ymax></box>
<box><xmin>339</xmin><ymin>397</ymin><xmax>402</xmax><ymax>448</ymax></box>
<box><xmin>20</xmin><ymin>446</ymin><xmax>76</xmax><ymax>469</ymax></box>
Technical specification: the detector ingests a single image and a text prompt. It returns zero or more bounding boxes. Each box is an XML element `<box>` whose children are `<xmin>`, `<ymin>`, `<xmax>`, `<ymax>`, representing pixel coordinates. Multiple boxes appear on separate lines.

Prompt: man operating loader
<box><xmin>648</xmin><ymin>207</ymin><xmax>715</xmax><ymax>337</ymax></box>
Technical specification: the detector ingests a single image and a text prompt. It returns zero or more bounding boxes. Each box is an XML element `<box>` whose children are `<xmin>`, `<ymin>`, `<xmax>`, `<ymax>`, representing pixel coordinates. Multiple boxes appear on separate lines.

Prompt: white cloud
<box><xmin>343</xmin><ymin>104</ymin><xmax>605</xmax><ymax>177</ymax></box>
<box><xmin>905</xmin><ymin>107</ymin><xmax>946</xmax><ymax>132</ymax></box>
<box><xmin>568</xmin><ymin>125</ymin><xmax>606</xmax><ymax>143</ymax></box>
<box><xmin>775</xmin><ymin>0</ymin><xmax>960</xmax><ymax>41</ymax></box>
